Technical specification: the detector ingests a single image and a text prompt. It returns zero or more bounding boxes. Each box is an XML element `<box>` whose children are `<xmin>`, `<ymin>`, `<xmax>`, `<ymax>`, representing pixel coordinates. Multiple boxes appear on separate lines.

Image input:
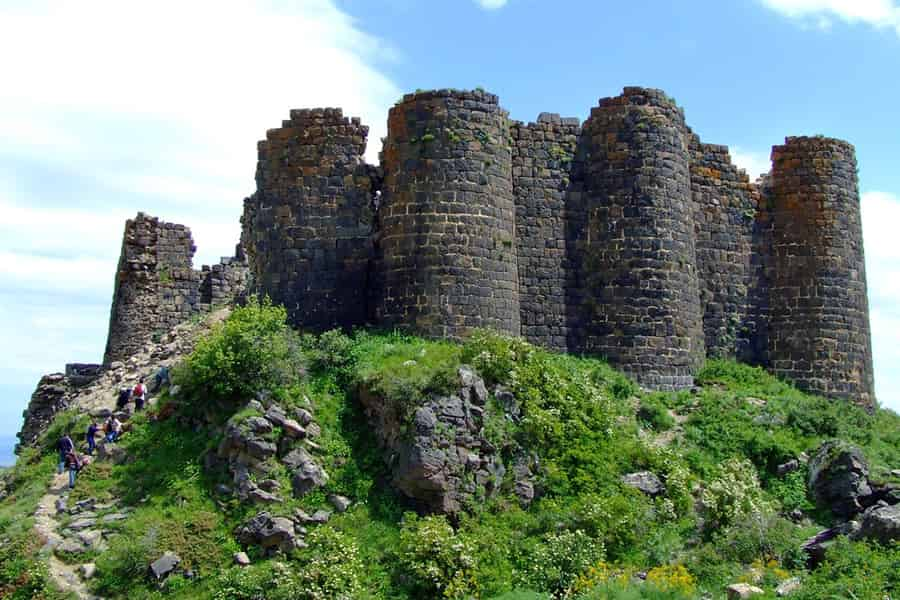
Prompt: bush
<box><xmin>637</xmin><ymin>397</ymin><xmax>674</xmax><ymax>432</ymax></box>
<box><xmin>794</xmin><ymin>537</ymin><xmax>900</xmax><ymax>600</ymax></box>
<box><xmin>461</xmin><ymin>329</ymin><xmax>534</xmax><ymax>386</ymax></box>
<box><xmin>397</xmin><ymin>513</ymin><xmax>479</xmax><ymax>599</ymax></box>
<box><xmin>517</xmin><ymin>529</ymin><xmax>605</xmax><ymax>598</ymax></box>
<box><xmin>174</xmin><ymin>296</ymin><xmax>303</xmax><ymax>416</ymax></box>
<box><xmin>699</xmin><ymin>458</ymin><xmax>772</xmax><ymax>532</ymax></box>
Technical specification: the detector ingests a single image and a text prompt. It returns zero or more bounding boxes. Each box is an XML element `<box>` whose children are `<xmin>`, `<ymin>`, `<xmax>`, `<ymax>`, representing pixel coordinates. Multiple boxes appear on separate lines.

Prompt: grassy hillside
<box><xmin>2</xmin><ymin>300</ymin><xmax>899</xmax><ymax>599</ymax></box>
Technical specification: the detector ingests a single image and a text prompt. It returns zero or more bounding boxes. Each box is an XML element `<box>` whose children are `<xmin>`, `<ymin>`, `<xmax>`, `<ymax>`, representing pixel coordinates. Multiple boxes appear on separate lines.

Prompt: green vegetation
<box><xmin>2</xmin><ymin>304</ymin><xmax>900</xmax><ymax>599</ymax></box>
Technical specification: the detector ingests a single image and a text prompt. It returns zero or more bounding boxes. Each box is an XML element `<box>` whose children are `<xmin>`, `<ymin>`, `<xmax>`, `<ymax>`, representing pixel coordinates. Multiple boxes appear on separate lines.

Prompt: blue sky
<box><xmin>1</xmin><ymin>0</ymin><xmax>898</xmax><ymax>465</ymax></box>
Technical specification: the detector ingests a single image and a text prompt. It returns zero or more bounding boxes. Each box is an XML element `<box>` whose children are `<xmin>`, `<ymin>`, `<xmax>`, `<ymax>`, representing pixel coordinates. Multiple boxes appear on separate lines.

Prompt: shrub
<box><xmin>517</xmin><ymin>529</ymin><xmax>605</xmax><ymax>598</ymax></box>
<box><xmin>174</xmin><ymin>296</ymin><xmax>303</xmax><ymax>416</ymax></box>
<box><xmin>712</xmin><ymin>512</ymin><xmax>807</xmax><ymax>569</ymax></box>
<box><xmin>699</xmin><ymin>458</ymin><xmax>772</xmax><ymax>532</ymax></box>
<box><xmin>397</xmin><ymin>513</ymin><xmax>479</xmax><ymax>599</ymax></box>
<box><xmin>637</xmin><ymin>397</ymin><xmax>674</xmax><ymax>432</ymax></box>
<box><xmin>794</xmin><ymin>537</ymin><xmax>900</xmax><ymax>600</ymax></box>
<box><xmin>461</xmin><ymin>329</ymin><xmax>534</xmax><ymax>386</ymax></box>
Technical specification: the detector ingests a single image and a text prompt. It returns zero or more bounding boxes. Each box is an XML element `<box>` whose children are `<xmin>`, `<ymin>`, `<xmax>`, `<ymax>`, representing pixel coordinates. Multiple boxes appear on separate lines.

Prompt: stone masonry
<box><xmin>94</xmin><ymin>87</ymin><xmax>875</xmax><ymax>407</ymax></box>
<box><xmin>103</xmin><ymin>213</ymin><xmax>247</xmax><ymax>365</ymax></box>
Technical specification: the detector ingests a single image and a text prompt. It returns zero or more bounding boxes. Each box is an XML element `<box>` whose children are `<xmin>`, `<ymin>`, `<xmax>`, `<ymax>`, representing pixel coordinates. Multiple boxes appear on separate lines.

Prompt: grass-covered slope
<box><xmin>1</xmin><ymin>300</ymin><xmax>899</xmax><ymax>599</ymax></box>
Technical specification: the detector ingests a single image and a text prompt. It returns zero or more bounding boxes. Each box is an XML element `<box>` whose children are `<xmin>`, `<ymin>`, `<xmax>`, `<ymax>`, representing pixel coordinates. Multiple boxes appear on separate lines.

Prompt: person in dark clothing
<box><xmin>152</xmin><ymin>366</ymin><xmax>171</xmax><ymax>393</ymax></box>
<box><xmin>57</xmin><ymin>434</ymin><xmax>74</xmax><ymax>474</ymax></box>
<box><xmin>86</xmin><ymin>421</ymin><xmax>99</xmax><ymax>455</ymax></box>
<box><xmin>64</xmin><ymin>450</ymin><xmax>81</xmax><ymax>488</ymax></box>
<box><xmin>116</xmin><ymin>387</ymin><xmax>131</xmax><ymax>410</ymax></box>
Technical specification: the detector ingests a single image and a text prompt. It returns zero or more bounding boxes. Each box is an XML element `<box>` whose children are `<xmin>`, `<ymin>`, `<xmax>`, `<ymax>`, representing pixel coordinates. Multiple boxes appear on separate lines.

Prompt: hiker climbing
<box><xmin>116</xmin><ymin>386</ymin><xmax>131</xmax><ymax>411</ymax></box>
<box><xmin>57</xmin><ymin>433</ymin><xmax>74</xmax><ymax>475</ymax></box>
<box><xmin>133</xmin><ymin>378</ymin><xmax>147</xmax><ymax>411</ymax></box>
<box><xmin>64</xmin><ymin>449</ymin><xmax>82</xmax><ymax>489</ymax></box>
<box><xmin>152</xmin><ymin>365</ymin><xmax>170</xmax><ymax>393</ymax></box>
<box><xmin>85</xmin><ymin>420</ymin><xmax>98</xmax><ymax>455</ymax></box>
<box><xmin>105</xmin><ymin>416</ymin><xmax>122</xmax><ymax>443</ymax></box>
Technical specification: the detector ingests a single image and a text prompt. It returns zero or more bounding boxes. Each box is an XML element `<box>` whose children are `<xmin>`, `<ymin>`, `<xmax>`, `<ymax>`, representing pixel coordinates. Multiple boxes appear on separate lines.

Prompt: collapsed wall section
<box><xmin>376</xmin><ymin>90</ymin><xmax>520</xmax><ymax>338</ymax></box>
<box><xmin>767</xmin><ymin>136</ymin><xmax>874</xmax><ymax>408</ymax></box>
<box><xmin>242</xmin><ymin>108</ymin><xmax>376</xmax><ymax>330</ymax></box>
<box><xmin>103</xmin><ymin>213</ymin><xmax>247</xmax><ymax>365</ymax></box>
<box><xmin>689</xmin><ymin>137</ymin><xmax>762</xmax><ymax>360</ymax></box>
<box><xmin>578</xmin><ymin>87</ymin><xmax>705</xmax><ymax>389</ymax></box>
<box><xmin>511</xmin><ymin>113</ymin><xmax>584</xmax><ymax>351</ymax></box>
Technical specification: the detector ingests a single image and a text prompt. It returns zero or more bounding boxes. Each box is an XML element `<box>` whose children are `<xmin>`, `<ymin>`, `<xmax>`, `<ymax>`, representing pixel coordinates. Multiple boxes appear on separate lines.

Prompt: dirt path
<box><xmin>34</xmin><ymin>472</ymin><xmax>101</xmax><ymax>600</ymax></box>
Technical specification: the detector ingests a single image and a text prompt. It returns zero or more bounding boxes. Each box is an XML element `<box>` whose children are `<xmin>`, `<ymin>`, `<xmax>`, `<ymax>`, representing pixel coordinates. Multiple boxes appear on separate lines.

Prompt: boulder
<box><xmin>854</xmin><ymin>503</ymin><xmax>900</xmax><ymax>544</ymax></box>
<box><xmin>248</xmin><ymin>487</ymin><xmax>283</xmax><ymax>504</ymax></box>
<box><xmin>281</xmin><ymin>418</ymin><xmax>306</xmax><ymax>438</ymax></box>
<box><xmin>808</xmin><ymin>440</ymin><xmax>871</xmax><ymax>517</ymax></box>
<box><xmin>246</xmin><ymin>439</ymin><xmax>277</xmax><ymax>460</ymax></box>
<box><xmin>234</xmin><ymin>551</ymin><xmax>250</xmax><ymax>567</ymax></box>
<box><xmin>291</xmin><ymin>461</ymin><xmax>329</xmax><ymax>497</ymax></box>
<box><xmin>57</xmin><ymin>538</ymin><xmax>87</xmax><ymax>554</ymax></box>
<box><xmin>327</xmin><ymin>494</ymin><xmax>351</xmax><ymax>513</ymax></box>
<box><xmin>776</xmin><ymin>577</ymin><xmax>802</xmax><ymax>597</ymax></box>
<box><xmin>777</xmin><ymin>459</ymin><xmax>800</xmax><ymax>476</ymax></box>
<box><xmin>236</xmin><ymin>512</ymin><xmax>301</xmax><ymax>554</ymax></box>
<box><xmin>244</xmin><ymin>416</ymin><xmax>273</xmax><ymax>435</ymax></box>
<box><xmin>801</xmin><ymin>521</ymin><xmax>861</xmax><ymax>567</ymax></box>
<box><xmin>726</xmin><ymin>583</ymin><xmax>764</xmax><ymax>599</ymax></box>
<box><xmin>294</xmin><ymin>407</ymin><xmax>314</xmax><ymax>426</ymax></box>
<box><xmin>80</xmin><ymin>563</ymin><xmax>97</xmax><ymax>580</ymax></box>
<box><xmin>621</xmin><ymin>471</ymin><xmax>665</xmax><ymax>496</ymax></box>
<box><xmin>282</xmin><ymin>447</ymin><xmax>315</xmax><ymax>471</ymax></box>
<box><xmin>149</xmin><ymin>552</ymin><xmax>181</xmax><ymax>581</ymax></box>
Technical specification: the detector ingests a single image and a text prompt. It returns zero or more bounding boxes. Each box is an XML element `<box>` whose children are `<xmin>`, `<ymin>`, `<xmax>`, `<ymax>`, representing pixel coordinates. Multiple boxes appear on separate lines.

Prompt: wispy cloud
<box><xmin>0</xmin><ymin>0</ymin><xmax>400</xmax><ymax>444</ymax></box>
<box><xmin>474</xmin><ymin>0</ymin><xmax>508</xmax><ymax>9</ymax></box>
<box><xmin>760</xmin><ymin>0</ymin><xmax>900</xmax><ymax>35</ymax></box>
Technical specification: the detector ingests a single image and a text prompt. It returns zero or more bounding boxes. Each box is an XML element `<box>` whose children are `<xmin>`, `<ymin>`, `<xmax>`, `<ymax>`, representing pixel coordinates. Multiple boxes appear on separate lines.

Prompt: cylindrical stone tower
<box><xmin>242</xmin><ymin>108</ymin><xmax>376</xmax><ymax>330</ymax></box>
<box><xmin>768</xmin><ymin>136</ymin><xmax>875</xmax><ymax>409</ymax></box>
<box><xmin>578</xmin><ymin>87</ymin><xmax>705</xmax><ymax>389</ymax></box>
<box><xmin>376</xmin><ymin>89</ymin><xmax>520</xmax><ymax>339</ymax></box>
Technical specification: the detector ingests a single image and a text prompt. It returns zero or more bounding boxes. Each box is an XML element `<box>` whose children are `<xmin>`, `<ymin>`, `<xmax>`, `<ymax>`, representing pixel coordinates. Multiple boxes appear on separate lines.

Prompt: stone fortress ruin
<box><xmin>102</xmin><ymin>86</ymin><xmax>876</xmax><ymax>410</ymax></box>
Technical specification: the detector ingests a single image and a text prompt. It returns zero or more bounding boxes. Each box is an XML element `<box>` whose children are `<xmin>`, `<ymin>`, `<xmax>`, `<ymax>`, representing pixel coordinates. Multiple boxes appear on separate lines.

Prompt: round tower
<box><xmin>768</xmin><ymin>136</ymin><xmax>874</xmax><ymax>409</ymax></box>
<box><xmin>376</xmin><ymin>89</ymin><xmax>520</xmax><ymax>339</ymax></box>
<box><xmin>243</xmin><ymin>108</ymin><xmax>376</xmax><ymax>330</ymax></box>
<box><xmin>578</xmin><ymin>87</ymin><xmax>705</xmax><ymax>389</ymax></box>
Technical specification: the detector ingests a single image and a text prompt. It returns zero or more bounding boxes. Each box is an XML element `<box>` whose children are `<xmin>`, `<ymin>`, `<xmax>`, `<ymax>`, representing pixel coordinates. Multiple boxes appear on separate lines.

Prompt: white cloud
<box><xmin>760</xmin><ymin>0</ymin><xmax>900</xmax><ymax>34</ymax></box>
<box><xmin>730</xmin><ymin>146</ymin><xmax>771</xmax><ymax>180</ymax></box>
<box><xmin>861</xmin><ymin>190</ymin><xmax>900</xmax><ymax>412</ymax></box>
<box><xmin>474</xmin><ymin>0</ymin><xmax>508</xmax><ymax>9</ymax></box>
<box><xmin>0</xmin><ymin>0</ymin><xmax>400</xmax><ymax>447</ymax></box>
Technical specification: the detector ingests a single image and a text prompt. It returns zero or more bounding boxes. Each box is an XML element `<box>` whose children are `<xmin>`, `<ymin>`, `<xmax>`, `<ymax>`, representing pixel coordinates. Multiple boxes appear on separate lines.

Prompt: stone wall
<box><xmin>103</xmin><ymin>213</ymin><xmax>247</xmax><ymax>365</ymax></box>
<box><xmin>376</xmin><ymin>90</ymin><xmax>520</xmax><ymax>339</ymax></box>
<box><xmin>767</xmin><ymin>136</ymin><xmax>874</xmax><ymax>408</ymax></box>
<box><xmin>688</xmin><ymin>136</ymin><xmax>761</xmax><ymax>361</ymax></box>
<box><xmin>511</xmin><ymin>113</ymin><xmax>584</xmax><ymax>351</ymax></box>
<box><xmin>210</xmin><ymin>87</ymin><xmax>876</xmax><ymax>403</ymax></box>
<box><xmin>577</xmin><ymin>88</ymin><xmax>705</xmax><ymax>389</ymax></box>
<box><xmin>242</xmin><ymin>108</ymin><xmax>376</xmax><ymax>330</ymax></box>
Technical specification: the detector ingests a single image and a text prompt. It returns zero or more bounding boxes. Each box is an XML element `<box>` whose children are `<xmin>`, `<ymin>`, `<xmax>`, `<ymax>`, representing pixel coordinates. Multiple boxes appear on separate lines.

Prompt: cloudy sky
<box><xmin>1</xmin><ymin>0</ymin><xmax>898</xmax><ymax>464</ymax></box>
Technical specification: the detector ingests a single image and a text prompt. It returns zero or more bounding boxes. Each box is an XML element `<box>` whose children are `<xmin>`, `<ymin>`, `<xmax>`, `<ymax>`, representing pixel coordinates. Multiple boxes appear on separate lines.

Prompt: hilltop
<box><xmin>2</xmin><ymin>299</ymin><xmax>899</xmax><ymax>599</ymax></box>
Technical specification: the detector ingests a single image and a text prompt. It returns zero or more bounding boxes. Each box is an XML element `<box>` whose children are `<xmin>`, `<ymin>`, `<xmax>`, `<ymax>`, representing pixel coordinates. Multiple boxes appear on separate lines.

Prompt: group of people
<box><xmin>55</xmin><ymin>377</ymin><xmax>150</xmax><ymax>489</ymax></box>
<box><xmin>116</xmin><ymin>378</ymin><xmax>148</xmax><ymax>411</ymax></box>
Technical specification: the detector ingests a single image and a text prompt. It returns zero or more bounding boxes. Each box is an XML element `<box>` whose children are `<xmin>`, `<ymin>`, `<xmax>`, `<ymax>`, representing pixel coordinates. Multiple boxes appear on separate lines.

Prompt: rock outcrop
<box><xmin>807</xmin><ymin>440</ymin><xmax>872</xmax><ymax>518</ymax></box>
<box><xmin>359</xmin><ymin>366</ymin><xmax>505</xmax><ymax>513</ymax></box>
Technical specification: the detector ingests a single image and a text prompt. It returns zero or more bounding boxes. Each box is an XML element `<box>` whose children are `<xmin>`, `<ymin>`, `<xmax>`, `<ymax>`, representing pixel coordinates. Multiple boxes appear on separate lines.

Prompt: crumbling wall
<box><xmin>688</xmin><ymin>137</ymin><xmax>761</xmax><ymax>360</ymax></box>
<box><xmin>376</xmin><ymin>90</ymin><xmax>520</xmax><ymax>339</ymax></box>
<box><xmin>767</xmin><ymin>136</ymin><xmax>874</xmax><ymax>408</ymax></box>
<box><xmin>577</xmin><ymin>87</ymin><xmax>705</xmax><ymax>390</ymax></box>
<box><xmin>103</xmin><ymin>213</ymin><xmax>247</xmax><ymax>365</ymax></box>
<box><xmin>510</xmin><ymin>113</ymin><xmax>585</xmax><ymax>351</ymax></box>
<box><xmin>242</xmin><ymin>108</ymin><xmax>376</xmax><ymax>330</ymax></box>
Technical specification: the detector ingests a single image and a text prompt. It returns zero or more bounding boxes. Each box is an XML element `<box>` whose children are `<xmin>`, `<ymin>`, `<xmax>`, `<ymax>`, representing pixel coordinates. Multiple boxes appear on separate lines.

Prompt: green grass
<box><xmin>4</xmin><ymin>311</ymin><xmax>900</xmax><ymax>599</ymax></box>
